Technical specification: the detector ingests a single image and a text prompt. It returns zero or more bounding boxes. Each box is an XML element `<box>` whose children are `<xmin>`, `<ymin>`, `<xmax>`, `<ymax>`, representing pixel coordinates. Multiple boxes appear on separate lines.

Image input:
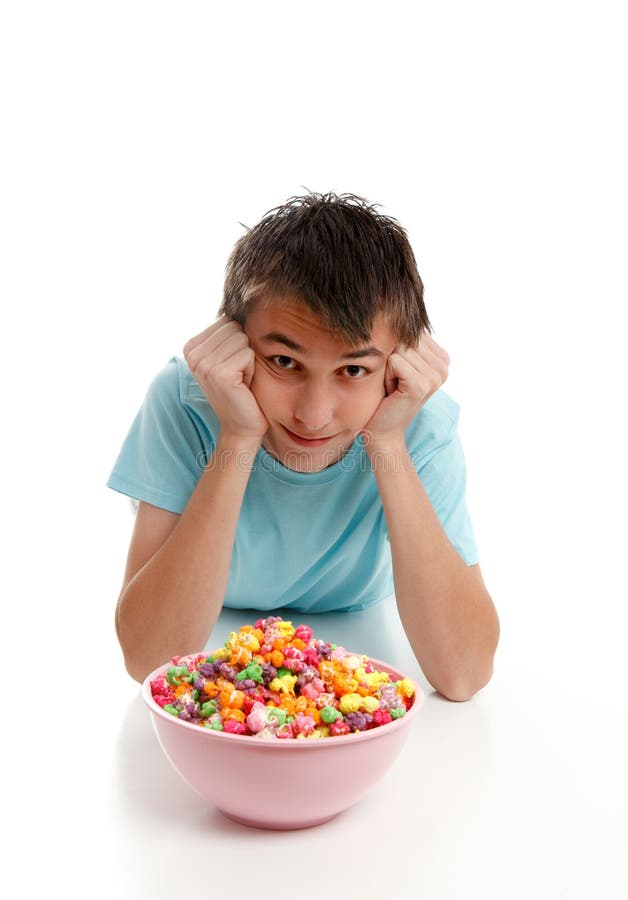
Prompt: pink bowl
<box><xmin>142</xmin><ymin>653</ymin><xmax>423</xmax><ymax>830</ymax></box>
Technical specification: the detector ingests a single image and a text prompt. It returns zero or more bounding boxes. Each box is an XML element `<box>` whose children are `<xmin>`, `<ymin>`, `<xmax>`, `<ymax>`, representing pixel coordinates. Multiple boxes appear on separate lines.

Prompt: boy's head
<box><xmin>219</xmin><ymin>191</ymin><xmax>432</xmax><ymax>347</ymax></box>
<box><xmin>218</xmin><ymin>192</ymin><xmax>433</xmax><ymax>472</ymax></box>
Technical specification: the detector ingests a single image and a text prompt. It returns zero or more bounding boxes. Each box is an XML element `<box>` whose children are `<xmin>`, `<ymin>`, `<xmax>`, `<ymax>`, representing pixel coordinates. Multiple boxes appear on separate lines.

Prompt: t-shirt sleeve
<box><xmin>106</xmin><ymin>358</ymin><xmax>208</xmax><ymax>514</ymax></box>
<box><xmin>415</xmin><ymin>426</ymin><xmax>480</xmax><ymax>566</ymax></box>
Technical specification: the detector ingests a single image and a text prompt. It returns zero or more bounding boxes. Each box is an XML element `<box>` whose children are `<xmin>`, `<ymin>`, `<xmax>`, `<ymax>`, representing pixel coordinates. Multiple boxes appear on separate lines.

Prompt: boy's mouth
<box><xmin>281</xmin><ymin>426</ymin><xmax>337</xmax><ymax>447</ymax></box>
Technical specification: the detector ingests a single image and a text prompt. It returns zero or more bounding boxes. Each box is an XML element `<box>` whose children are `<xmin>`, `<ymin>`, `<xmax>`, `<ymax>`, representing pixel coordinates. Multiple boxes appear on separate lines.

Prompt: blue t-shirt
<box><xmin>107</xmin><ymin>357</ymin><xmax>479</xmax><ymax>613</ymax></box>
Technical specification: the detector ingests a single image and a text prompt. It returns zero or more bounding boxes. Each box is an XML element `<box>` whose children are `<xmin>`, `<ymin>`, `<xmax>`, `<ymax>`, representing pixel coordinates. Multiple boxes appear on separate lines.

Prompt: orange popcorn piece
<box><xmin>230</xmin><ymin>690</ymin><xmax>246</xmax><ymax>710</ymax></box>
<box><xmin>306</xmin><ymin>707</ymin><xmax>321</xmax><ymax>725</ymax></box>
<box><xmin>270</xmin><ymin>650</ymin><xmax>284</xmax><ymax>668</ymax></box>
<box><xmin>231</xmin><ymin>646</ymin><xmax>252</xmax><ymax>666</ymax></box>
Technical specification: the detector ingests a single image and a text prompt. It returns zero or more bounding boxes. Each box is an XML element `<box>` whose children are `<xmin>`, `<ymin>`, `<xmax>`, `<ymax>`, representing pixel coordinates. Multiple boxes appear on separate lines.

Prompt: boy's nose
<box><xmin>293</xmin><ymin>384</ymin><xmax>335</xmax><ymax>433</ymax></box>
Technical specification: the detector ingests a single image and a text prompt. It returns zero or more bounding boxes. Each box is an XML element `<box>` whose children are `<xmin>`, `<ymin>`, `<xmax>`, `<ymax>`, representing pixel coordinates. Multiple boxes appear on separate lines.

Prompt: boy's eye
<box><xmin>270</xmin><ymin>357</ymin><xmax>368</xmax><ymax>379</ymax></box>
<box><xmin>272</xmin><ymin>355</ymin><xmax>297</xmax><ymax>369</ymax></box>
<box><xmin>344</xmin><ymin>364</ymin><xmax>366</xmax><ymax>378</ymax></box>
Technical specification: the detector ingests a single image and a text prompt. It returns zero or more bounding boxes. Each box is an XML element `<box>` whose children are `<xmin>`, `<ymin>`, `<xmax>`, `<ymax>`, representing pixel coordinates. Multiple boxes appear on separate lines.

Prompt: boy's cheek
<box><xmin>250</xmin><ymin>359</ymin><xmax>284</xmax><ymax>410</ymax></box>
<box><xmin>251</xmin><ymin>356</ymin><xmax>279</xmax><ymax>392</ymax></box>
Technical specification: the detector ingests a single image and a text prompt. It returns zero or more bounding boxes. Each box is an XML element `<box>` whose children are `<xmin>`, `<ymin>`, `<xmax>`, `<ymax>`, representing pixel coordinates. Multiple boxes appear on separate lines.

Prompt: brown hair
<box><xmin>219</xmin><ymin>191</ymin><xmax>432</xmax><ymax>346</ymax></box>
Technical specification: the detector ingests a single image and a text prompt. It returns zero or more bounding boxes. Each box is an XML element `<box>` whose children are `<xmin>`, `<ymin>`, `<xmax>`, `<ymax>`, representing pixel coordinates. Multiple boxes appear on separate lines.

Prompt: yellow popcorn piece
<box><xmin>341</xmin><ymin>655</ymin><xmax>361</xmax><ymax>672</ymax></box>
<box><xmin>396</xmin><ymin>678</ymin><xmax>415</xmax><ymax>698</ymax></box>
<box><xmin>239</xmin><ymin>632</ymin><xmax>260</xmax><ymax>652</ymax></box>
<box><xmin>339</xmin><ymin>692</ymin><xmax>362</xmax><ymax>714</ymax></box>
<box><xmin>269</xmin><ymin>674</ymin><xmax>298</xmax><ymax>694</ymax></box>
<box><xmin>210</xmin><ymin>647</ymin><xmax>229</xmax><ymax>661</ymax></box>
<box><xmin>314</xmin><ymin>726</ymin><xmax>330</xmax><ymax>738</ymax></box>
<box><xmin>360</xmin><ymin>695</ymin><xmax>380</xmax><ymax>714</ymax></box>
<box><xmin>364</xmin><ymin>671</ymin><xmax>390</xmax><ymax>688</ymax></box>
<box><xmin>277</xmin><ymin>620</ymin><xmax>295</xmax><ymax>639</ymax></box>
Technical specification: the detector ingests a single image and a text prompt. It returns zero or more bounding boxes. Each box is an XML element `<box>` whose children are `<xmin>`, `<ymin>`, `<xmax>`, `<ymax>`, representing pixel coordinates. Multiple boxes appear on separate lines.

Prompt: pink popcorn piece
<box><xmin>293</xmin><ymin>712</ymin><xmax>316</xmax><ymax>737</ymax></box>
<box><xmin>329</xmin><ymin>719</ymin><xmax>351</xmax><ymax>736</ymax></box>
<box><xmin>150</xmin><ymin>677</ymin><xmax>170</xmax><ymax>696</ymax></box>
<box><xmin>153</xmin><ymin>695</ymin><xmax>173</xmax><ymax>708</ymax></box>
<box><xmin>223</xmin><ymin>720</ymin><xmax>248</xmax><ymax>735</ymax></box>
<box><xmin>294</xmin><ymin>624</ymin><xmax>313</xmax><ymax>643</ymax></box>
<box><xmin>275</xmin><ymin>722</ymin><xmax>296</xmax><ymax>739</ymax></box>
<box><xmin>246</xmin><ymin>702</ymin><xmax>269</xmax><ymax>734</ymax></box>
<box><xmin>372</xmin><ymin>709</ymin><xmax>392</xmax><ymax>726</ymax></box>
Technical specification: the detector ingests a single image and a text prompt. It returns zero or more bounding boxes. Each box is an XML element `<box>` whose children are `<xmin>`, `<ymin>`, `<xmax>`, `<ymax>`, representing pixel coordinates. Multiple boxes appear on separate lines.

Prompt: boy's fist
<box><xmin>183</xmin><ymin>315</ymin><xmax>270</xmax><ymax>441</ymax></box>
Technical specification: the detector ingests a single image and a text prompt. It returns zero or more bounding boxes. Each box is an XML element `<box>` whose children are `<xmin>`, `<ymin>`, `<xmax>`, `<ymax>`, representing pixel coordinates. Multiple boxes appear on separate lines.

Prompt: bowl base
<box><xmin>218</xmin><ymin>808</ymin><xmax>340</xmax><ymax>831</ymax></box>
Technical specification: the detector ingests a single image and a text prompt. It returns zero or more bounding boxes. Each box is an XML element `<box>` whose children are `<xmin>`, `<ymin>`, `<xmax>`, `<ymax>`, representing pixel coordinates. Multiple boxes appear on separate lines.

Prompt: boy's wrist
<box><xmin>362</xmin><ymin>432</ymin><xmax>407</xmax><ymax>456</ymax></box>
<box><xmin>218</xmin><ymin>432</ymin><xmax>264</xmax><ymax>449</ymax></box>
<box><xmin>214</xmin><ymin>433</ymin><xmax>263</xmax><ymax>470</ymax></box>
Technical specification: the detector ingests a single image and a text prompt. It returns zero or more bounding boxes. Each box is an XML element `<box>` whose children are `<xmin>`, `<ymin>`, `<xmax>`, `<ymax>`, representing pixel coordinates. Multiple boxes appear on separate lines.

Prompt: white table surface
<box><xmin>91</xmin><ymin>595</ymin><xmax>625</xmax><ymax>900</ymax></box>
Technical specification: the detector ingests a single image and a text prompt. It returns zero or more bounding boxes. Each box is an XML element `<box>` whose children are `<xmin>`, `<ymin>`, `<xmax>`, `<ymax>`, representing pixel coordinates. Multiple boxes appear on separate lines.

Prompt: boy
<box><xmin>108</xmin><ymin>192</ymin><xmax>499</xmax><ymax>700</ymax></box>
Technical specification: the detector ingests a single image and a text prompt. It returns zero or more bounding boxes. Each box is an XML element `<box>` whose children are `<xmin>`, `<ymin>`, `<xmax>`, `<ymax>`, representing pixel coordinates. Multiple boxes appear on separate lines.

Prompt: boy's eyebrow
<box><xmin>259</xmin><ymin>332</ymin><xmax>385</xmax><ymax>360</ymax></box>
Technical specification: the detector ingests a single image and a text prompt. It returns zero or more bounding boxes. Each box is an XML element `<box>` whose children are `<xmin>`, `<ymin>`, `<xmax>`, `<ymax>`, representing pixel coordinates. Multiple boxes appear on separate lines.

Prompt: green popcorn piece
<box><xmin>166</xmin><ymin>666</ymin><xmax>182</xmax><ymax>685</ymax></box>
<box><xmin>200</xmin><ymin>700</ymin><xmax>217</xmax><ymax>718</ymax></box>
<box><xmin>163</xmin><ymin>704</ymin><xmax>180</xmax><ymax>717</ymax></box>
<box><xmin>267</xmin><ymin>707</ymin><xmax>287</xmax><ymax>726</ymax></box>
<box><xmin>389</xmin><ymin>707</ymin><xmax>406</xmax><ymax>719</ymax></box>
<box><xmin>320</xmin><ymin>706</ymin><xmax>342</xmax><ymax>724</ymax></box>
<box><xmin>166</xmin><ymin>665</ymin><xmax>193</xmax><ymax>686</ymax></box>
<box><xmin>247</xmin><ymin>663</ymin><xmax>264</xmax><ymax>683</ymax></box>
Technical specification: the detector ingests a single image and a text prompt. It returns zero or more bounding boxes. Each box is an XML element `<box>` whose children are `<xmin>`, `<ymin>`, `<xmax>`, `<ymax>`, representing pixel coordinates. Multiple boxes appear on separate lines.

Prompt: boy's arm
<box><xmin>361</xmin><ymin>332</ymin><xmax>499</xmax><ymax>702</ymax></box>
<box><xmin>367</xmin><ymin>442</ymin><xmax>499</xmax><ymax>702</ymax></box>
<box><xmin>115</xmin><ymin>435</ymin><xmax>262</xmax><ymax>683</ymax></box>
<box><xmin>115</xmin><ymin>315</ymin><xmax>270</xmax><ymax>683</ymax></box>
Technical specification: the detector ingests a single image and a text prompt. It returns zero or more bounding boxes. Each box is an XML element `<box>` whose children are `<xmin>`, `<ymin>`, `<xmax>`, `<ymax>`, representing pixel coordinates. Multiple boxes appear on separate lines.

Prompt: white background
<box><xmin>2</xmin><ymin>2</ymin><xmax>627</xmax><ymax>898</ymax></box>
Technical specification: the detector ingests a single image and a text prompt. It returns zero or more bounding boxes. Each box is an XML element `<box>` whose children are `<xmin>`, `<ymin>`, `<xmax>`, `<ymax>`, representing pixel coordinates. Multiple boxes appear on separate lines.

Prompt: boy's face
<box><xmin>244</xmin><ymin>294</ymin><xmax>398</xmax><ymax>472</ymax></box>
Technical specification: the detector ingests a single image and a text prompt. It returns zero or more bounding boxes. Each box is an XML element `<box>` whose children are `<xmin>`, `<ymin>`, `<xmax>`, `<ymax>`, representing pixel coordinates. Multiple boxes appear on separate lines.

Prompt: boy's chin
<box><xmin>262</xmin><ymin>430</ymin><xmax>357</xmax><ymax>472</ymax></box>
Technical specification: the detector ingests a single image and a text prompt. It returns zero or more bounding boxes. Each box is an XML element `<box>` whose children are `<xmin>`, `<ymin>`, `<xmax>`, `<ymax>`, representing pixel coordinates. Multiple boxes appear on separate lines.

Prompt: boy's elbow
<box><xmin>441</xmin><ymin>609</ymin><xmax>500</xmax><ymax>701</ymax></box>
<box><xmin>437</xmin><ymin>664</ymin><xmax>494</xmax><ymax>703</ymax></box>
<box><xmin>115</xmin><ymin>606</ymin><xmax>149</xmax><ymax>684</ymax></box>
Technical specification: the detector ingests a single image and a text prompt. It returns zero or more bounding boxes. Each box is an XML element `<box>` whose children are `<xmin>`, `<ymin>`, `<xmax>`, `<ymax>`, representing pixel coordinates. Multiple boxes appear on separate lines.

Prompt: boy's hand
<box><xmin>361</xmin><ymin>333</ymin><xmax>450</xmax><ymax>450</ymax></box>
<box><xmin>183</xmin><ymin>315</ymin><xmax>270</xmax><ymax>441</ymax></box>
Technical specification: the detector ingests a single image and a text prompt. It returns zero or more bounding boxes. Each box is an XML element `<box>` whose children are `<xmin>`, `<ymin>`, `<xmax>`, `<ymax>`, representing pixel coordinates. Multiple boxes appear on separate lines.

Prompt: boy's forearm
<box><xmin>367</xmin><ymin>441</ymin><xmax>499</xmax><ymax>701</ymax></box>
<box><xmin>117</xmin><ymin>435</ymin><xmax>261</xmax><ymax>682</ymax></box>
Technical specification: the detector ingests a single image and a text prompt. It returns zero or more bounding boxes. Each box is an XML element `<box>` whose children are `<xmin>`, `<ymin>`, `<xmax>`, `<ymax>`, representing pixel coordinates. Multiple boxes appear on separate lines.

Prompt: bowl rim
<box><xmin>142</xmin><ymin>652</ymin><xmax>422</xmax><ymax>748</ymax></box>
